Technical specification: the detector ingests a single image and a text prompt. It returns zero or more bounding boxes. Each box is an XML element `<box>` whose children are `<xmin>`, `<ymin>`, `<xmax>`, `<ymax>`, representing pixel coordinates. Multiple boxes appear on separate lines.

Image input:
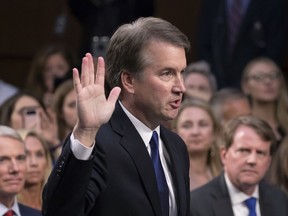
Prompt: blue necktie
<box><xmin>150</xmin><ymin>131</ymin><xmax>169</xmax><ymax>216</ymax></box>
<box><xmin>244</xmin><ymin>197</ymin><xmax>257</xmax><ymax>216</ymax></box>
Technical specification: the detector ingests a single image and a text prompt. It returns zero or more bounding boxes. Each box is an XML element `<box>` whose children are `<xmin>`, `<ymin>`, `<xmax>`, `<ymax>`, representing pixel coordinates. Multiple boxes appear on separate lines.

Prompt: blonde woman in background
<box><xmin>17</xmin><ymin>130</ymin><xmax>52</xmax><ymax>210</ymax></box>
<box><xmin>242</xmin><ymin>57</ymin><xmax>288</xmax><ymax>147</ymax></box>
<box><xmin>52</xmin><ymin>79</ymin><xmax>77</xmax><ymax>142</ymax></box>
<box><xmin>173</xmin><ymin>98</ymin><xmax>222</xmax><ymax>191</ymax></box>
<box><xmin>267</xmin><ymin>135</ymin><xmax>288</xmax><ymax>195</ymax></box>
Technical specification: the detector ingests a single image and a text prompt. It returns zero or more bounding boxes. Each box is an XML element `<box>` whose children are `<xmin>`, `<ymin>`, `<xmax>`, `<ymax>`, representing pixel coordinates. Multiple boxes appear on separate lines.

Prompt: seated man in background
<box><xmin>210</xmin><ymin>88</ymin><xmax>251</xmax><ymax>126</ymax></box>
<box><xmin>0</xmin><ymin>125</ymin><xmax>41</xmax><ymax>216</ymax></box>
<box><xmin>190</xmin><ymin>115</ymin><xmax>288</xmax><ymax>216</ymax></box>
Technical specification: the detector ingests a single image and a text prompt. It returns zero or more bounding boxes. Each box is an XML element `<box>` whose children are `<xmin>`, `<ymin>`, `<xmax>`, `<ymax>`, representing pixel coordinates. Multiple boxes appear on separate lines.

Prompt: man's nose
<box><xmin>9</xmin><ymin>159</ymin><xmax>20</xmax><ymax>173</ymax></box>
<box><xmin>174</xmin><ymin>74</ymin><xmax>186</xmax><ymax>93</ymax></box>
<box><xmin>246</xmin><ymin>152</ymin><xmax>257</xmax><ymax>164</ymax></box>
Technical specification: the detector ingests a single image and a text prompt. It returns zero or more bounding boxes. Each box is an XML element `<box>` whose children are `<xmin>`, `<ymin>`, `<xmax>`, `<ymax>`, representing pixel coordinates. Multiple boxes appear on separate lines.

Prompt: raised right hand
<box><xmin>72</xmin><ymin>53</ymin><xmax>121</xmax><ymax>146</ymax></box>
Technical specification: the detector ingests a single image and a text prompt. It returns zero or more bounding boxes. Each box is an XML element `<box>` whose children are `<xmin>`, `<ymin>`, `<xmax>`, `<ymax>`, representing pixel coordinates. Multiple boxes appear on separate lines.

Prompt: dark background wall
<box><xmin>0</xmin><ymin>0</ymin><xmax>287</xmax><ymax>89</ymax></box>
<box><xmin>0</xmin><ymin>0</ymin><xmax>81</xmax><ymax>88</ymax></box>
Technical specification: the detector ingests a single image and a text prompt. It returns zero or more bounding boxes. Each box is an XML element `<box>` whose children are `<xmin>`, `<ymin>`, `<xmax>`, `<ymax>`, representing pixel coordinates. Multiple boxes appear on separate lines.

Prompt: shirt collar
<box><xmin>119</xmin><ymin>101</ymin><xmax>160</xmax><ymax>148</ymax></box>
<box><xmin>224</xmin><ymin>172</ymin><xmax>259</xmax><ymax>205</ymax></box>
<box><xmin>0</xmin><ymin>198</ymin><xmax>21</xmax><ymax>216</ymax></box>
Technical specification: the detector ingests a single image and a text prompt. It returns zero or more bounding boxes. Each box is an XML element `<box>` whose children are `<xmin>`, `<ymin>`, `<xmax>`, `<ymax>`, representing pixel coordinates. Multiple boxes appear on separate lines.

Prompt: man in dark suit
<box><xmin>196</xmin><ymin>0</ymin><xmax>287</xmax><ymax>89</ymax></box>
<box><xmin>0</xmin><ymin>126</ymin><xmax>41</xmax><ymax>216</ymax></box>
<box><xmin>190</xmin><ymin>116</ymin><xmax>288</xmax><ymax>216</ymax></box>
<box><xmin>42</xmin><ymin>17</ymin><xmax>190</xmax><ymax>216</ymax></box>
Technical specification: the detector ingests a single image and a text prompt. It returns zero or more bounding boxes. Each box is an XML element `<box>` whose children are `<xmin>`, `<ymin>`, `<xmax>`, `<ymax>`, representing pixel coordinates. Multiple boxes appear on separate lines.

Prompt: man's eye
<box><xmin>163</xmin><ymin>71</ymin><xmax>172</xmax><ymax>76</ymax></box>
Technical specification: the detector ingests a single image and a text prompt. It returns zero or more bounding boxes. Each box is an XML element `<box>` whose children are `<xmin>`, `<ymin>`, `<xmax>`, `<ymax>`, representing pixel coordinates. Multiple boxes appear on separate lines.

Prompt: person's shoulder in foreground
<box><xmin>19</xmin><ymin>203</ymin><xmax>42</xmax><ymax>216</ymax></box>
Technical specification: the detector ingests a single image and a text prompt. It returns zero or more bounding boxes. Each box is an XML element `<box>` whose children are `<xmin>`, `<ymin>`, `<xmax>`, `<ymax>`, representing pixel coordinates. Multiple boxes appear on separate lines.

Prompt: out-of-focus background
<box><xmin>0</xmin><ymin>0</ymin><xmax>200</xmax><ymax>88</ymax></box>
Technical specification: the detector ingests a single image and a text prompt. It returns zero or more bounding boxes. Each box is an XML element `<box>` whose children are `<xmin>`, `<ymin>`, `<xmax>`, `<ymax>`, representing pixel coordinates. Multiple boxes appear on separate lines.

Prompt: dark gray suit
<box><xmin>190</xmin><ymin>173</ymin><xmax>288</xmax><ymax>216</ymax></box>
<box><xmin>43</xmin><ymin>102</ymin><xmax>190</xmax><ymax>216</ymax></box>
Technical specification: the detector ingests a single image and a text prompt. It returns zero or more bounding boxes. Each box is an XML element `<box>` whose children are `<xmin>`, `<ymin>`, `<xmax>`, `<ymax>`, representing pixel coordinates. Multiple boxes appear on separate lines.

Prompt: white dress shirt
<box><xmin>70</xmin><ymin>101</ymin><xmax>177</xmax><ymax>216</ymax></box>
<box><xmin>225</xmin><ymin>173</ymin><xmax>261</xmax><ymax>216</ymax></box>
<box><xmin>0</xmin><ymin>198</ymin><xmax>22</xmax><ymax>216</ymax></box>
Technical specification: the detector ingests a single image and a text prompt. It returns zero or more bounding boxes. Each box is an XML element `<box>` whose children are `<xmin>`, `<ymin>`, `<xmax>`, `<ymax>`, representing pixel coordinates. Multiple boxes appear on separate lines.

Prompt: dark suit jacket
<box><xmin>190</xmin><ymin>173</ymin><xmax>288</xmax><ymax>216</ymax></box>
<box><xmin>197</xmin><ymin>0</ymin><xmax>287</xmax><ymax>89</ymax></box>
<box><xmin>19</xmin><ymin>203</ymin><xmax>42</xmax><ymax>216</ymax></box>
<box><xmin>42</xmin><ymin>102</ymin><xmax>190</xmax><ymax>216</ymax></box>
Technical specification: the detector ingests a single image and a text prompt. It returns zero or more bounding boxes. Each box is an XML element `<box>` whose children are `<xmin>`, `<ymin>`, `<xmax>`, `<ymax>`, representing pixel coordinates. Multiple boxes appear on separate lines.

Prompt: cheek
<box><xmin>39</xmin><ymin>159</ymin><xmax>48</xmax><ymax>170</ymax></box>
<box><xmin>177</xmin><ymin>129</ymin><xmax>189</xmax><ymax>142</ymax></box>
<box><xmin>10</xmin><ymin>112</ymin><xmax>23</xmax><ymax>129</ymax></box>
<box><xmin>204</xmin><ymin>128</ymin><xmax>213</xmax><ymax>139</ymax></box>
<box><xmin>19</xmin><ymin>164</ymin><xmax>27</xmax><ymax>173</ymax></box>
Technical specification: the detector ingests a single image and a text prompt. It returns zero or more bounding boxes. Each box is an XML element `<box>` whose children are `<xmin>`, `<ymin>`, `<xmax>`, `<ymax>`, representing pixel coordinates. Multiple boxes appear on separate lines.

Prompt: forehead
<box><xmin>185</xmin><ymin>73</ymin><xmax>210</xmax><ymax>86</ymax></box>
<box><xmin>64</xmin><ymin>89</ymin><xmax>76</xmax><ymax>101</ymax></box>
<box><xmin>14</xmin><ymin>96</ymin><xmax>39</xmax><ymax>110</ymax></box>
<box><xmin>231</xmin><ymin>125</ymin><xmax>271</xmax><ymax>149</ymax></box>
<box><xmin>177</xmin><ymin>107</ymin><xmax>212</xmax><ymax>127</ymax></box>
<box><xmin>46</xmin><ymin>53</ymin><xmax>67</xmax><ymax>64</ymax></box>
<box><xmin>0</xmin><ymin>136</ymin><xmax>25</xmax><ymax>155</ymax></box>
<box><xmin>248</xmin><ymin>61</ymin><xmax>277</xmax><ymax>74</ymax></box>
<box><xmin>25</xmin><ymin>135</ymin><xmax>44</xmax><ymax>150</ymax></box>
<box><xmin>144</xmin><ymin>41</ymin><xmax>187</xmax><ymax>69</ymax></box>
<box><xmin>223</xmin><ymin>99</ymin><xmax>251</xmax><ymax>119</ymax></box>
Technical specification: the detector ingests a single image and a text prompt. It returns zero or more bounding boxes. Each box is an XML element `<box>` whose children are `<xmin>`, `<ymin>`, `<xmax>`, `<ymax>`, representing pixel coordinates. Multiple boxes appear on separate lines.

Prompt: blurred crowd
<box><xmin>0</xmin><ymin>0</ymin><xmax>287</xmax><ymax>214</ymax></box>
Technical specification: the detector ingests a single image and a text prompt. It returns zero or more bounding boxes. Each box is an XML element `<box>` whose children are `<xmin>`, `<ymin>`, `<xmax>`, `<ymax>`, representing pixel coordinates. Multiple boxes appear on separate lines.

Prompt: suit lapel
<box><xmin>110</xmin><ymin>103</ymin><xmax>162</xmax><ymax>216</ymax></box>
<box><xmin>210</xmin><ymin>174</ymin><xmax>234</xmax><ymax>216</ymax></box>
<box><xmin>259</xmin><ymin>182</ymin><xmax>275</xmax><ymax>216</ymax></box>
<box><xmin>160</xmin><ymin>127</ymin><xmax>187</xmax><ymax>216</ymax></box>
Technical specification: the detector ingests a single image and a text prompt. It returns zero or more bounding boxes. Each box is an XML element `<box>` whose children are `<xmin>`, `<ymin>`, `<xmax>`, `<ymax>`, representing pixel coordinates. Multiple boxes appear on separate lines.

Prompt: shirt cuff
<box><xmin>70</xmin><ymin>133</ymin><xmax>95</xmax><ymax>160</ymax></box>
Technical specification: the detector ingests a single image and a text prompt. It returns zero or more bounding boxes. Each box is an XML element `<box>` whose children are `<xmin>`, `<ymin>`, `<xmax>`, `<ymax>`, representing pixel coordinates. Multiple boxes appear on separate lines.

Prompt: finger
<box><xmin>73</xmin><ymin>68</ymin><xmax>82</xmax><ymax>94</ymax></box>
<box><xmin>86</xmin><ymin>53</ymin><xmax>95</xmax><ymax>85</ymax></box>
<box><xmin>81</xmin><ymin>56</ymin><xmax>89</xmax><ymax>87</ymax></box>
<box><xmin>95</xmin><ymin>57</ymin><xmax>105</xmax><ymax>88</ymax></box>
<box><xmin>107</xmin><ymin>86</ymin><xmax>121</xmax><ymax>105</ymax></box>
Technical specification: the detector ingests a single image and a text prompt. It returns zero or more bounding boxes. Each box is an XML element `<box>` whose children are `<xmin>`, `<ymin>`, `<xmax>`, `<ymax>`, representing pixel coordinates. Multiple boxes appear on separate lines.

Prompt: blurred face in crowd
<box><xmin>24</xmin><ymin>135</ymin><xmax>47</xmax><ymax>185</ymax></box>
<box><xmin>125</xmin><ymin>41</ymin><xmax>186</xmax><ymax>128</ymax></box>
<box><xmin>221</xmin><ymin>125</ymin><xmax>271</xmax><ymax>195</ymax></box>
<box><xmin>184</xmin><ymin>73</ymin><xmax>213</xmax><ymax>101</ymax></box>
<box><xmin>176</xmin><ymin>106</ymin><xmax>214</xmax><ymax>155</ymax></box>
<box><xmin>222</xmin><ymin>98</ymin><xmax>251</xmax><ymax>124</ymax></box>
<box><xmin>44</xmin><ymin>53</ymin><xmax>70</xmax><ymax>92</ymax></box>
<box><xmin>0</xmin><ymin>136</ymin><xmax>26</xmax><ymax>200</ymax></box>
<box><xmin>243</xmin><ymin>61</ymin><xmax>281</xmax><ymax>102</ymax></box>
<box><xmin>10</xmin><ymin>96</ymin><xmax>41</xmax><ymax>130</ymax></box>
<box><xmin>62</xmin><ymin>89</ymin><xmax>77</xmax><ymax>129</ymax></box>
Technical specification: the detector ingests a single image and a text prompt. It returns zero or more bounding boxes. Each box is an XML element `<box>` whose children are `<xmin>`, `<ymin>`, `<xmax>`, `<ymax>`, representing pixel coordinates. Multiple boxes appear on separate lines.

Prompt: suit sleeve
<box><xmin>42</xmin><ymin>137</ymin><xmax>108</xmax><ymax>216</ymax></box>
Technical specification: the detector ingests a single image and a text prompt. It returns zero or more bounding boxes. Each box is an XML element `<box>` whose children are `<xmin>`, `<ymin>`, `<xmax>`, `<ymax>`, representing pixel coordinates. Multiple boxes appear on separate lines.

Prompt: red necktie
<box><xmin>3</xmin><ymin>210</ymin><xmax>14</xmax><ymax>216</ymax></box>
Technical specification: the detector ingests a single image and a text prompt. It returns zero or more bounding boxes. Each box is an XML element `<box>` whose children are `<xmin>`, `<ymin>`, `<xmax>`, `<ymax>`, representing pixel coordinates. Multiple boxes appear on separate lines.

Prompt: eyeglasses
<box><xmin>246</xmin><ymin>71</ymin><xmax>280</xmax><ymax>82</ymax></box>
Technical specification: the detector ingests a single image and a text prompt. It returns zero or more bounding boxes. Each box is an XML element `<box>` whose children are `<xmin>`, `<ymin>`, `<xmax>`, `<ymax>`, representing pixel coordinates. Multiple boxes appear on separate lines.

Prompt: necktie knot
<box><xmin>4</xmin><ymin>210</ymin><xmax>14</xmax><ymax>216</ymax></box>
<box><xmin>150</xmin><ymin>131</ymin><xmax>159</xmax><ymax>150</ymax></box>
<box><xmin>244</xmin><ymin>197</ymin><xmax>257</xmax><ymax>216</ymax></box>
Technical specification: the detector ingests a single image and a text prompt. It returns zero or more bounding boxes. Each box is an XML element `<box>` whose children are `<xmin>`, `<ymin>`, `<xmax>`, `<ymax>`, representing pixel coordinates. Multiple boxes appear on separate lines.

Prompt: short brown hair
<box><xmin>106</xmin><ymin>17</ymin><xmax>191</xmax><ymax>89</ymax></box>
<box><xmin>222</xmin><ymin>115</ymin><xmax>277</xmax><ymax>155</ymax></box>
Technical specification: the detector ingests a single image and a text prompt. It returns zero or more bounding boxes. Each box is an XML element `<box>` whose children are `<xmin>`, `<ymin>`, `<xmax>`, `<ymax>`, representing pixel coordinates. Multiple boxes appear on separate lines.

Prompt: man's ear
<box><xmin>220</xmin><ymin>146</ymin><xmax>227</xmax><ymax>166</ymax></box>
<box><xmin>121</xmin><ymin>70</ymin><xmax>134</xmax><ymax>94</ymax></box>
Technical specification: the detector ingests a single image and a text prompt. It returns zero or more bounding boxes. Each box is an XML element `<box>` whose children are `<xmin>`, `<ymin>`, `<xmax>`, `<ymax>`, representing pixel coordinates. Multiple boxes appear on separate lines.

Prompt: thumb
<box><xmin>107</xmin><ymin>87</ymin><xmax>121</xmax><ymax>104</ymax></box>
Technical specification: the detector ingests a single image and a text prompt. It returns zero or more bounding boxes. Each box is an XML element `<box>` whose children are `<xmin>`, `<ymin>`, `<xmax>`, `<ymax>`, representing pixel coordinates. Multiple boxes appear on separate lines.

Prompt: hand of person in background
<box><xmin>39</xmin><ymin>108</ymin><xmax>60</xmax><ymax>148</ymax></box>
<box><xmin>72</xmin><ymin>53</ymin><xmax>121</xmax><ymax>147</ymax></box>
